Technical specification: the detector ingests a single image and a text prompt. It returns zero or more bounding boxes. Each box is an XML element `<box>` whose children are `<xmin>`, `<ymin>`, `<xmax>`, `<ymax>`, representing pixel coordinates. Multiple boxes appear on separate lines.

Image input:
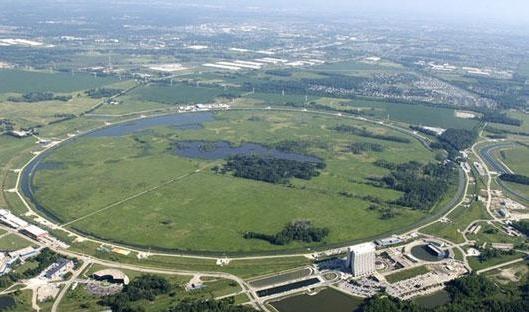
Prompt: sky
<box><xmin>213</xmin><ymin>0</ymin><xmax>529</xmax><ymax>25</ymax></box>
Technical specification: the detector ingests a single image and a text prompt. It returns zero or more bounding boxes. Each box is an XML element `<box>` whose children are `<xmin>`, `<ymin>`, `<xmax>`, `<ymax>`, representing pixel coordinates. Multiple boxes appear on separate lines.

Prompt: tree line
<box><xmin>8</xmin><ymin>91</ymin><xmax>72</xmax><ymax>102</ymax></box>
<box><xmin>333</xmin><ymin>124</ymin><xmax>411</xmax><ymax>143</ymax></box>
<box><xmin>499</xmin><ymin>173</ymin><xmax>529</xmax><ymax>186</ymax></box>
<box><xmin>244</xmin><ymin>220</ymin><xmax>329</xmax><ymax>245</ymax></box>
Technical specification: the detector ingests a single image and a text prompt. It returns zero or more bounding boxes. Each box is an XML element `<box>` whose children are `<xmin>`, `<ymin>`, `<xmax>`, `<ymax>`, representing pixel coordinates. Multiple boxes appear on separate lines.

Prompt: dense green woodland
<box><xmin>218</xmin><ymin>155</ymin><xmax>325</xmax><ymax>184</ymax></box>
<box><xmin>500</xmin><ymin>174</ymin><xmax>529</xmax><ymax>186</ymax></box>
<box><xmin>359</xmin><ymin>274</ymin><xmax>529</xmax><ymax>312</ymax></box>
<box><xmin>512</xmin><ymin>220</ymin><xmax>529</xmax><ymax>236</ymax></box>
<box><xmin>334</xmin><ymin>124</ymin><xmax>411</xmax><ymax>143</ymax></box>
<box><xmin>439</xmin><ymin>128</ymin><xmax>478</xmax><ymax>151</ymax></box>
<box><xmin>375</xmin><ymin>161</ymin><xmax>455</xmax><ymax>210</ymax></box>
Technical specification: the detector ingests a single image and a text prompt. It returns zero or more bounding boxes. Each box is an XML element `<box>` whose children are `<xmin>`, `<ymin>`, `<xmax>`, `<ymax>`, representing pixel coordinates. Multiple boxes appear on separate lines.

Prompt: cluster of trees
<box><xmin>244</xmin><ymin>220</ymin><xmax>329</xmax><ymax>245</ymax></box>
<box><xmin>333</xmin><ymin>125</ymin><xmax>411</xmax><ymax>143</ymax></box>
<box><xmin>265</xmin><ymin>69</ymin><xmax>292</xmax><ymax>77</ymax></box>
<box><xmin>86</xmin><ymin>88</ymin><xmax>122</xmax><ymax>98</ymax></box>
<box><xmin>478</xmin><ymin>247</ymin><xmax>515</xmax><ymax>263</ymax></box>
<box><xmin>21</xmin><ymin>248</ymin><xmax>61</xmax><ymax>278</ymax></box>
<box><xmin>360</xmin><ymin>274</ymin><xmax>529</xmax><ymax>311</ymax></box>
<box><xmin>167</xmin><ymin>298</ymin><xmax>258</xmax><ymax>312</ymax></box>
<box><xmin>0</xmin><ymin>248</ymin><xmax>62</xmax><ymax>286</ymax></box>
<box><xmin>101</xmin><ymin>274</ymin><xmax>172</xmax><ymax>312</ymax></box>
<box><xmin>482</xmin><ymin>112</ymin><xmax>523</xmax><ymax>126</ymax></box>
<box><xmin>218</xmin><ymin>155</ymin><xmax>325</xmax><ymax>184</ymax></box>
<box><xmin>512</xmin><ymin>220</ymin><xmax>529</xmax><ymax>236</ymax></box>
<box><xmin>376</xmin><ymin>161</ymin><xmax>455</xmax><ymax>210</ymax></box>
<box><xmin>8</xmin><ymin>91</ymin><xmax>71</xmax><ymax>102</ymax></box>
<box><xmin>347</xmin><ymin>142</ymin><xmax>384</xmax><ymax>154</ymax></box>
<box><xmin>410</xmin><ymin>125</ymin><xmax>441</xmax><ymax>137</ymax></box>
<box><xmin>499</xmin><ymin>173</ymin><xmax>529</xmax><ymax>186</ymax></box>
<box><xmin>438</xmin><ymin>128</ymin><xmax>478</xmax><ymax>151</ymax></box>
<box><xmin>0</xmin><ymin>119</ymin><xmax>14</xmax><ymax>132</ymax></box>
<box><xmin>273</xmin><ymin>139</ymin><xmax>329</xmax><ymax>155</ymax></box>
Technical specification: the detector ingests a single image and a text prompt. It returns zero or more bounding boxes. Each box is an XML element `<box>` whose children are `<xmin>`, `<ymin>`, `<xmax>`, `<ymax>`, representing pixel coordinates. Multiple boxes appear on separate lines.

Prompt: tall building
<box><xmin>346</xmin><ymin>242</ymin><xmax>376</xmax><ymax>277</ymax></box>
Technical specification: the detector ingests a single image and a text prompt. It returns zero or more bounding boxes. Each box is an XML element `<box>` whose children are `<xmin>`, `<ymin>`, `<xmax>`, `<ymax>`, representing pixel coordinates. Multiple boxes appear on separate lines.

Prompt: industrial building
<box><xmin>44</xmin><ymin>258</ymin><xmax>74</xmax><ymax>279</ymax></box>
<box><xmin>347</xmin><ymin>242</ymin><xmax>376</xmax><ymax>277</ymax></box>
<box><xmin>0</xmin><ymin>209</ymin><xmax>28</xmax><ymax>229</ymax></box>
<box><xmin>20</xmin><ymin>224</ymin><xmax>48</xmax><ymax>240</ymax></box>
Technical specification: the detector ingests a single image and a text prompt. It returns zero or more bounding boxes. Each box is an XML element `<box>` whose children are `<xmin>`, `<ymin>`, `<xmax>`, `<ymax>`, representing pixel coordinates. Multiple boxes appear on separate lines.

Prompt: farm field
<box><xmin>29</xmin><ymin>110</ymin><xmax>454</xmax><ymax>254</ymax></box>
<box><xmin>0</xmin><ymin>69</ymin><xmax>118</xmax><ymax>93</ymax></box>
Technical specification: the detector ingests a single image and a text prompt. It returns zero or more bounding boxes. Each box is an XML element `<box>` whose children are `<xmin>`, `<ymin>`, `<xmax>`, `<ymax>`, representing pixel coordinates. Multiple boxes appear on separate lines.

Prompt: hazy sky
<box><xmin>219</xmin><ymin>0</ymin><xmax>529</xmax><ymax>25</ymax></box>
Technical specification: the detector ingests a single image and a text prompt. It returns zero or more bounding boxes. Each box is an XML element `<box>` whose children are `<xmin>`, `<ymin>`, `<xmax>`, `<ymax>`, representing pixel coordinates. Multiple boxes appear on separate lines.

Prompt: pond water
<box><xmin>413</xmin><ymin>289</ymin><xmax>451</xmax><ymax>308</ymax></box>
<box><xmin>410</xmin><ymin>244</ymin><xmax>447</xmax><ymax>262</ymax></box>
<box><xmin>257</xmin><ymin>278</ymin><xmax>320</xmax><ymax>297</ymax></box>
<box><xmin>87</xmin><ymin>112</ymin><xmax>213</xmax><ymax>137</ymax></box>
<box><xmin>172</xmin><ymin>140</ymin><xmax>321</xmax><ymax>162</ymax></box>
<box><xmin>270</xmin><ymin>288</ymin><xmax>364</xmax><ymax>312</ymax></box>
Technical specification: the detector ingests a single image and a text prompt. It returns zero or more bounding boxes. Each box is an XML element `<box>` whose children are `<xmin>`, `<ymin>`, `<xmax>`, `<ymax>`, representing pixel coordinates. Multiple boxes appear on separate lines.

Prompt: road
<box><xmin>51</xmin><ymin>261</ymin><xmax>89</xmax><ymax>312</ymax></box>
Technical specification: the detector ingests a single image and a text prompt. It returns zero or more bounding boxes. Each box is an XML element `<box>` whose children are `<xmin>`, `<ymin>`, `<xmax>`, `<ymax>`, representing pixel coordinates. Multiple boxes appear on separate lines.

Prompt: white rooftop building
<box><xmin>346</xmin><ymin>242</ymin><xmax>376</xmax><ymax>277</ymax></box>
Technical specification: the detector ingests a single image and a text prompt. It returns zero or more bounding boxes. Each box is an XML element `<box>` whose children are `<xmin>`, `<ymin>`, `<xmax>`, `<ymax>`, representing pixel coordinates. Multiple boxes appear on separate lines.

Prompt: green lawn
<box><xmin>422</xmin><ymin>201</ymin><xmax>490</xmax><ymax>244</ymax></box>
<box><xmin>501</xmin><ymin>145</ymin><xmax>529</xmax><ymax>176</ymax></box>
<box><xmin>385</xmin><ymin>265</ymin><xmax>430</xmax><ymax>283</ymax></box>
<box><xmin>0</xmin><ymin>233</ymin><xmax>34</xmax><ymax>251</ymax></box>
<box><xmin>30</xmin><ymin>110</ymin><xmax>448</xmax><ymax>254</ymax></box>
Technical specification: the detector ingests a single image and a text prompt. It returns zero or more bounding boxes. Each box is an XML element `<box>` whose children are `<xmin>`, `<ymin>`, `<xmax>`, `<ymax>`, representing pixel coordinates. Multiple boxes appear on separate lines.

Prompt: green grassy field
<box><xmin>501</xmin><ymin>145</ymin><xmax>529</xmax><ymax>176</ymax></box>
<box><xmin>61</xmin><ymin>264</ymin><xmax>241</xmax><ymax>312</ymax></box>
<box><xmin>29</xmin><ymin>110</ymin><xmax>450</xmax><ymax>253</ymax></box>
<box><xmin>0</xmin><ymin>69</ymin><xmax>118</xmax><ymax>93</ymax></box>
<box><xmin>421</xmin><ymin>201</ymin><xmax>489</xmax><ymax>244</ymax></box>
<box><xmin>0</xmin><ymin>233</ymin><xmax>34</xmax><ymax>251</ymax></box>
<box><xmin>385</xmin><ymin>265</ymin><xmax>430</xmax><ymax>283</ymax></box>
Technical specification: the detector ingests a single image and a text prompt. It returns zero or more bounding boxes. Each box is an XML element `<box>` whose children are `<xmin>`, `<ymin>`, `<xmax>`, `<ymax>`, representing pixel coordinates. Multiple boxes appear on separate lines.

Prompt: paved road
<box><xmin>51</xmin><ymin>261</ymin><xmax>89</xmax><ymax>312</ymax></box>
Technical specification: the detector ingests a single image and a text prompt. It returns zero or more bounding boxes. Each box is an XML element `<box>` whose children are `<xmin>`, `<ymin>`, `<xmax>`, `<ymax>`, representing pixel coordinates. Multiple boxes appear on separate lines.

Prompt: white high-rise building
<box><xmin>346</xmin><ymin>242</ymin><xmax>376</xmax><ymax>277</ymax></box>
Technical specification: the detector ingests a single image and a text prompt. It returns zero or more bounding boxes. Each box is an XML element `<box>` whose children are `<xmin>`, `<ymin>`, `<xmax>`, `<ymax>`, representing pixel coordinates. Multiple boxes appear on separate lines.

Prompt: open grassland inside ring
<box><xmin>22</xmin><ymin>110</ymin><xmax>453</xmax><ymax>254</ymax></box>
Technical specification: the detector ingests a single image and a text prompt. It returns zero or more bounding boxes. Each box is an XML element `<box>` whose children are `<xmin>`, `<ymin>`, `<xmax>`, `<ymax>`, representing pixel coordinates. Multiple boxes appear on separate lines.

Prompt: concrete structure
<box><xmin>44</xmin><ymin>258</ymin><xmax>74</xmax><ymax>279</ymax></box>
<box><xmin>8</xmin><ymin>246</ymin><xmax>40</xmax><ymax>261</ymax></box>
<box><xmin>347</xmin><ymin>242</ymin><xmax>376</xmax><ymax>277</ymax></box>
<box><xmin>21</xmin><ymin>224</ymin><xmax>48</xmax><ymax>240</ymax></box>
<box><xmin>0</xmin><ymin>209</ymin><xmax>28</xmax><ymax>229</ymax></box>
<box><xmin>375</xmin><ymin>236</ymin><xmax>403</xmax><ymax>247</ymax></box>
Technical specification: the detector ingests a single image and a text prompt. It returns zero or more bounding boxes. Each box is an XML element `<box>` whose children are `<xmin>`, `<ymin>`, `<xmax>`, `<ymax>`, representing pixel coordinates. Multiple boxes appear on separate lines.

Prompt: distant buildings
<box><xmin>346</xmin><ymin>242</ymin><xmax>376</xmax><ymax>277</ymax></box>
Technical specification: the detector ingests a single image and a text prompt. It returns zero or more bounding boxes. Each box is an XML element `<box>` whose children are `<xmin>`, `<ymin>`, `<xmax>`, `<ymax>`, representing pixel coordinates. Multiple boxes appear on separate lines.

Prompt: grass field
<box><xmin>385</xmin><ymin>266</ymin><xmax>430</xmax><ymax>283</ymax></box>
<box><xmin>421</xmin><ymin>201</ymin><xmax>489</xmax><ymax>244</ymax></box>
<box><xmin>0</xmin><ymin>233</ymin><xmax>33</xmax><ymax>251</ymax></box>
<box><xmin>0</xmin><ymin>69</ymin><xmax>118</xmax><ymax>93</ymax></box>
<box><xmin>61</xmin><ymin>264</ymin><xmax>241</xmax><ymax>312</ymax></box>
<box><xmin>501</xmin><ymin>145</ymin><xmax>529</xmax><ymax>176</ymax></box>
<box><xmin>29</xmin><ymin>110</ymin><xmax>451</xmax><ymax>253</ymax></box>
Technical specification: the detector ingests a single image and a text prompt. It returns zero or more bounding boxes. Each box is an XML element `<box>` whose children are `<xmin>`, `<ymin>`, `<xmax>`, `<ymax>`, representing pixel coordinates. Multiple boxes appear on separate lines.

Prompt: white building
<box><xmin>346</xmin><ymin>242</ymin><xmax>376</xmax><ymax>277</ymax></box>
